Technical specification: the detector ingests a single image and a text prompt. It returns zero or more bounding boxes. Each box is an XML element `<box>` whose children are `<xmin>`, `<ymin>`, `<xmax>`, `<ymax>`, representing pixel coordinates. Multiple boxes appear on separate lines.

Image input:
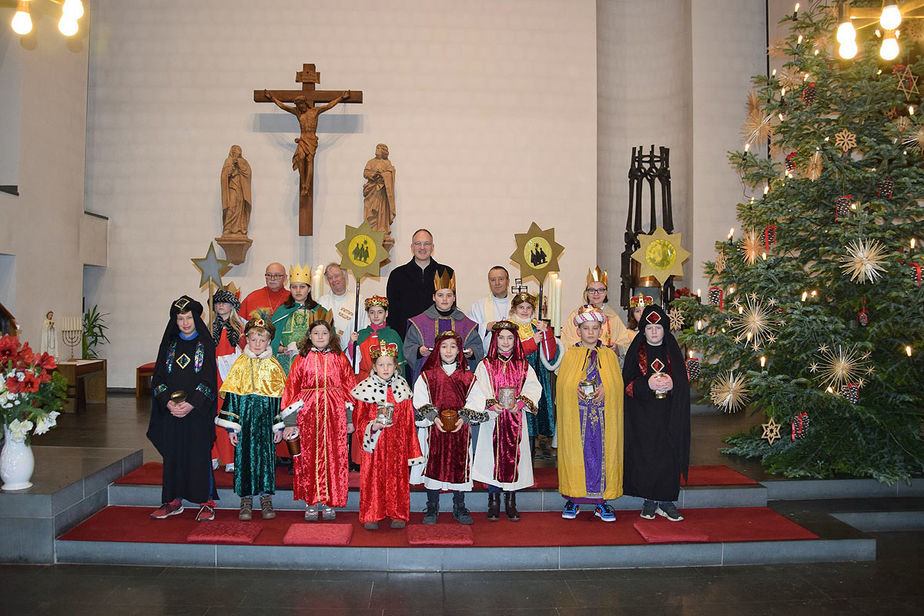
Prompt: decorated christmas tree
<box><xmin>675</xmin><ymin>3</ymin><xmax>924</xmax><ymax>484</ymax></box>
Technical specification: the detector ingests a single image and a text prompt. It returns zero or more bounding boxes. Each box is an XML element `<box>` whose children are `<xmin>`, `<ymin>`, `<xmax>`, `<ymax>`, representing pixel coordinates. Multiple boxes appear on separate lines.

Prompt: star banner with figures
<box><xmin>334</xmin><ymin>220</ymin><xmax>389</xmax><ymax>281</ymax></box>
<box><xmin>510</xmin><ymin>222</ymin><xmax>564</xmax><ymax>283</ymax></box>
<box><xmin>631</xmin><ymin>226</ymin><xmax>690</xmax><ymax>286</ymax></box>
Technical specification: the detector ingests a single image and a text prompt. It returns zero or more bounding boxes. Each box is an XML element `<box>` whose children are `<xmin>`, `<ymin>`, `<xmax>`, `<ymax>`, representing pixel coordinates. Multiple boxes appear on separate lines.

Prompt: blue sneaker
<box><xmin>562</xmin><ymin>500</ymin><xmax>580</xmax><ymax>519</ymax></box>
<box><xmin>594</xmin><ymin>503</ymin><xmax>616</xmax><ymax>522</ymax></box>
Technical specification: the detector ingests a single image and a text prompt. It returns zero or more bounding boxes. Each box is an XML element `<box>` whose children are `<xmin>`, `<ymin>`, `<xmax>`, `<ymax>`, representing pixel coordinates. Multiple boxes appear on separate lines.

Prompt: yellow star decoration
<box><xmin>511</xmin><ymin>222</ymin><xmax>565</xmax><ymax>283</ymax></box>
<box><xmin>896</xmin><ymin>65</ymin><xmax>920</xmax><ymax>101</ymax></box>
<box><xmin>761</xmin><ymin>417</ymin><xmax>782</xmax><ymax>445</ymax></box>
<box><xmin>191</xmin><ymin>242</ymin><xmax>232</xmax><ymax>289</ymax></box>
<box><xmin>334</xmin><ymin>220</ymin><xmax>389</xmax><ymax>281</ymax></box>
<box><xmin>631</xmin><ymin>227</ymin><xmax>690</xmax><ymax>286</ymax></box>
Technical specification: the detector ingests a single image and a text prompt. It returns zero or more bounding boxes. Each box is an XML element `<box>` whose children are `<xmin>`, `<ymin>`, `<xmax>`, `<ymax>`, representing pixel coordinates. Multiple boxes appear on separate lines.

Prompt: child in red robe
<box><xmin>350</xmin><ymin>342</ymin><xmax>423</xmax><ymax>529</ymax></box>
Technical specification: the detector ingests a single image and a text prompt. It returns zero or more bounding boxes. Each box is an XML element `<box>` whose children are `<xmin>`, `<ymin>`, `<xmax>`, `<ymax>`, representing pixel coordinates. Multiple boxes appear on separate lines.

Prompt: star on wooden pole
<box><xmin>191</xmin><ymin>242</ymin><xmax>232</xmax><ymax>288</ymax></box>
<box><xmin>334</xmin><ymin>221</ymin><xmax>389</xmax><ymax>281</ymax></box>
<box><xmin>511</xmin><ymin>222</ymin><xmax>565</xmax><ymax>283</ymax></box>
<box><xmin>631</xmin><ymin>226</ymin><xmax>690</xmax><ymax>286</ymax></box>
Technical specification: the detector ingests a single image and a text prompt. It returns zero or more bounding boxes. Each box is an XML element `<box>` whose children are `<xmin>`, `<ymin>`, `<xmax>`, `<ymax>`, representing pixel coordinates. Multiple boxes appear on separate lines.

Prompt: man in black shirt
<box><xmin>386</xmin><ymin>229</ymin><xmax>455</xmax><ymax>340</ymax></box>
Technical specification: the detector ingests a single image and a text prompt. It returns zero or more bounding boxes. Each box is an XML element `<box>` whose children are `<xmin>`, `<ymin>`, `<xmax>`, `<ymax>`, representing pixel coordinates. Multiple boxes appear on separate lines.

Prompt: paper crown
<box><xmin>370</xmin><ymin>342</ymin><xmax>399</xmax><ymax>360</ymax></box>
<box><xmin>491</xmin><ymin>320</ymin><xmax>519</xmax><ymax>332</ymax></box>
<box><xmin>289</xmin><ymin>263</ymin><xmax>313</xmax><ymax>285</ymax></box>
<box><xmin>573</xmin><ymin>304</ymin><xmax>606</xmax><ymax>326</ymax></box>
<box><xmin>433</xmin><ymin>268</ymin><xmax>456</xmax><ymax>292</ymax></box>
<box><xmin>510</xmin><ymin>291</ymin><xmax>537</xmax><ymax>308</ymax></box>
<box><xmin>629</xmin><ymin>293</ymin><xmax>654</xmax><ymax>308</ymax></box>
<box><xmin>365</xmin><ymin>295</ymin><xmax>388</xmax><ymax>310</ymax></box>
<box><xmin>586</xmin><ymin>266</ymin><xmax>608</xmax><ymax>287</ymax></box>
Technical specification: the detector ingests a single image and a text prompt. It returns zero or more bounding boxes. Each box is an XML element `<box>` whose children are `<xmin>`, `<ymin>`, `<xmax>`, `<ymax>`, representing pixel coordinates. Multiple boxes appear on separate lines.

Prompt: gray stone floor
<box><xmin>1</xmin><ymin>393</ymin><xmax>921</xmax><ymax>614</ymax></box>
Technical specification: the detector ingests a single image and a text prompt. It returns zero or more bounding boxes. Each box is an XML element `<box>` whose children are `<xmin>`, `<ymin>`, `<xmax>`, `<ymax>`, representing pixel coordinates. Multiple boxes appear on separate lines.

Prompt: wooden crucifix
<box><xmin>254</xmin><ymin>63</ymin><xmax>363</xmax><ymax>236</ymax></box>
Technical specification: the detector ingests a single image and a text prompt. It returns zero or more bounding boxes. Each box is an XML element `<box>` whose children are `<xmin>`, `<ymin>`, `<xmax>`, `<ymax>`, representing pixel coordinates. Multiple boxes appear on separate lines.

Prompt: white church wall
<box><xmin>85</xmin><ymin>0</ymin><xmax>598</xmax><ymax>387</ymax></box>
<box><xmin>0</xmin><ymin>5</ymin><xmax>88</xmax><ymax>350</ymax></box>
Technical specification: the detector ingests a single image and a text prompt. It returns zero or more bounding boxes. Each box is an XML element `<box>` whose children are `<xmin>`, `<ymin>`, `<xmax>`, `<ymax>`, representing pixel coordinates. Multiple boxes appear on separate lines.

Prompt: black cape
<box><xmin>385</xmin><ymin>258</ymin><xmax>454</xmax><ymax>339</ymax></box>
<box><xmin>146</xmin><ymin>296</ymin><xmax>219</xmax><ymax>504</ymax></box>
<box><xmin>621</xmin><ymin>305</ymin><xmax>690</xmax><ymax>502</ymax></box>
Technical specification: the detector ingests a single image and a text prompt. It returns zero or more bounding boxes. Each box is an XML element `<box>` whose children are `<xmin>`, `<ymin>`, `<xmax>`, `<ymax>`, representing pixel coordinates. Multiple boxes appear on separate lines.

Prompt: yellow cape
<box><xmin>555</xmin><ymin>345</ymin><xmax>624</xmax><ymax>500</ymax></box>
<box><xmin>219</xmin><ymin>354</ymin><xmax>287</xmax><ymax>398</ymax></box>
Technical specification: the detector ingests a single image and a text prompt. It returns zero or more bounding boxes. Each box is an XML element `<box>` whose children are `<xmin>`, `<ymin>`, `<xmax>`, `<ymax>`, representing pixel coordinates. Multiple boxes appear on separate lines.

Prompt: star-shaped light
<box><xmin>631</xmin><ymin>227</ymin><xmax>690</xmax><ymax>285</ymax></box>
<box><xmin>191</xmin><ymin>242</ymin><xmax>232</xmax><ymax>288</ymax></box>
<box><xmin>761</xmin><ymin>417</ymin><xmax>782</xmax><ymax>445</ymax></box>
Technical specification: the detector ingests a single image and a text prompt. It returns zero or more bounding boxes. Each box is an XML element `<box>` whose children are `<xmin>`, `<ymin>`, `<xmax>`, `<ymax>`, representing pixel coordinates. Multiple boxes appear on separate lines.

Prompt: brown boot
<box><xmin>260</xmin><ymin>494</ymin><xmax>276</xmax><ymax>520</ymax></box>
<box><xmin>238</xmin><ymin>496</ymin><xmax>253</xmax><ymax>521</ymax></box>
<box><xmin>487</xmin><ymin>493</ymin><xmax>501</xmax><ymax>521</ymax></box>
<box><xmin>504</xmin><ymin>492</ymin><xmax>520</xmax><ymax>521</ymax></box>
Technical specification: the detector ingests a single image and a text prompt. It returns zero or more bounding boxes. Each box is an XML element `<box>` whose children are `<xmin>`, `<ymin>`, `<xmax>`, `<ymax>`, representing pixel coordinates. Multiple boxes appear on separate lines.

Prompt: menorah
<box><xmin>62</xmin><ymin>316</ymin><xmax>82</xmax><ymax>361</ymax></box>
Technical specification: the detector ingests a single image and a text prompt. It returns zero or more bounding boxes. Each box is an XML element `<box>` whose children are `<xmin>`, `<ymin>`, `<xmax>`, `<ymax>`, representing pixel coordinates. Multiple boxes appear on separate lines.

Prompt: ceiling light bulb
<box><xmin>58</xmin><ymin>15</ymin><xmax>78</xmax><ymax>36</ymax></box>
<box><xmin>880</xmin><ymin>4</ymin><xmax>902</xmax><ymax>31</ymax></box>
<box><xmin>836</xmin><ymin>21</ymin><xmax>856</xmax><ymax>43</ymax></box>
<box><xmin>839</xmin><ymin>40</ymin><xmax>858</xmax><ymax>59</ymax></box>
<box><xmin>880</xmin><ymin>36</ymin><xmax>899</xmax><ymax>61</ymax></box>
<box><xmin>11</xmin><ymin>1</ymin><xmax>32</xmax><ymax>35</ymax></box>
<box><xmin>63</xmin><ymin>0</ymin><xmax>84</xmax><ymax>20</ymax></box>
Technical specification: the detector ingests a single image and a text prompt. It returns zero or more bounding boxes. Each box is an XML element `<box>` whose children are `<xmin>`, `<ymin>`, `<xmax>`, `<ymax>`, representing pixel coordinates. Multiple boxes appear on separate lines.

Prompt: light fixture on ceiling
<box><xmin>8</xmin><ymin>0</ymin><xmax>85</xmax><ymax>38</ymax></box>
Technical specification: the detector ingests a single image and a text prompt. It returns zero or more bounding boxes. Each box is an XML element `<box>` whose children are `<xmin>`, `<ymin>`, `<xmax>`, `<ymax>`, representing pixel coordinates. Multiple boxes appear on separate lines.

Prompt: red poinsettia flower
<box><xmin>20</xmin><ymin>372</ymin><xmax>41</xmax><ymax>393</ymax></box>
<box><xmin>37</xmin><ymin>352</ymin><xmax>57</xmax><ymax>372</ymax></box>
<box><xmin>0</xmin><ymin>335</ymin><xmax>20</xmax><ymax>362</ymax></box>
<box><xmin>18</xmin><ymin>343</ymin><xmax>35</xmax><ymax>367</ymax></box>
<box><xmin>5</xmin><ymin>374</ymin><xmax>23</xmax><ymax>394</ymax></box>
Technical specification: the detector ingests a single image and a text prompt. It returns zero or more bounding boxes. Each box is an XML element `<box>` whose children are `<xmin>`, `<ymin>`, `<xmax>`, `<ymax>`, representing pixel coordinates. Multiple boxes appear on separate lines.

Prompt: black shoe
<box><xmin>348</xmin><ymin>461</ymin><xmax>361</xmax><ymax>472</ymax></box>
<box><xmin>452</xmin><ymin>505</ymin><xmax>473</xmax><ymax>525</ymax></box>
<box><xmin>422</xmin><ymin>503</ymin><xmax>439</xmax><ymax>525</ymax></box>
<box><xmin>487</xmin><ymin>493</ymin><xmax>500</xmax><ymax>521</ymax></box>
<box><xmin>504</xmin><ymin>492</ymin><xmax>520</xmax><ymax>521</ymax></box>
<box><xmin>276</xmin><ymin>456</ymin><xmax>292</xmax><ymax>467</ymax></box>
<box><xmin>287</xmin><ymin>465</ymin><xmax>294</xmax><ymax>475</ymax></box>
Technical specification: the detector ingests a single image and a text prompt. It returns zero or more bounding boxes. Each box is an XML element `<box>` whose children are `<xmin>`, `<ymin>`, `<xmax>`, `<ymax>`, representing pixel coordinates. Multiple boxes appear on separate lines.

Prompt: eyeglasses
<box><xmin>412</xmin><ymin>241</ymin><xmax>433</xmax><ymax>247</ymax></box>
<box><xmin>265</xmin><ymin>274</ymin><xmax>285</xmax><ymax>279</ymax></box>
<box><xmin>585</xmin><ymin>288</ymin><xmax>607</xmax><ymax>294</ymax></box>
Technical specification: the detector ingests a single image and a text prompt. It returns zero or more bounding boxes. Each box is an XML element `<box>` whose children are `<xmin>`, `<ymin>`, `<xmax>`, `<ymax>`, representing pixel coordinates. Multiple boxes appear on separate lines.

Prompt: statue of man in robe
<box><xmin>263</xmin><ymin>89</ymin><xmax>351</xmax><ymax>199</ymax></box>
<box><xmin>362</xmin><ymin>143</ymin><xmax>396</xmax><ymax>235</ymax></box>
<box><xmin>220</xmin><ymin>145</ymin><xmax>252</xmax><ymax>237</ymax></box>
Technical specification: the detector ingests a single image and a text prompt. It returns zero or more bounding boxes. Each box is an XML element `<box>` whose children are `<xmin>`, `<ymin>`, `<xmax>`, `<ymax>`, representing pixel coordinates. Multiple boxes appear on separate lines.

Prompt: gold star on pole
<box><xmin>191</xmin><ymin>242</ymin><xmax>232</xmax><ymax>289</ymax></box>
<box><xmin>632</xmin><ymin>227</ymin><xmax>690</xmax><ymax>286</ymax></box>
<box><xmin>761</xmin><ymin>417</ymin><xmax>782</xmax><ymax>445</ymax></box>
<box><xmin>335</xmin><ymin>221</ymin><xmax>389</xmax><ymax>281</ymax></box>
<box><xmin>511</xmin><ymin>222</ymin><xmax>564</xmax><ymax>283</ymax></box>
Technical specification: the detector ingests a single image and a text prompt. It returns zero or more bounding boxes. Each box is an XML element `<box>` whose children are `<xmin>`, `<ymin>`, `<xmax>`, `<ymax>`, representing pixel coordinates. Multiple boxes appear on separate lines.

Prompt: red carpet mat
<box><xmin>187</xmin><ymin>521</ymin><xmax>262</xmax><ymax>544</ymax></box>
<box><xmin>632</xmin><ymin>519</ymin><xmax>710</xmax><ymax>543</ymax></box>
<box><xmin>406</xmin><ymin>525</ymin><xmax>474</xmax><ymax>546</ymax></box>
<box><xmin>59</xmin><ymin>506</ymin><xmax>815</xmax><ymax>548</ymax></box>
<box><xmin>115</xmin><ymin>463</ymin><xmax>757</xmax><ymax>490</ymax></box>
<box><xmin>283</xmin><ymin>523</ymin><xmax>353</xmax><ymax>546</ymax></box>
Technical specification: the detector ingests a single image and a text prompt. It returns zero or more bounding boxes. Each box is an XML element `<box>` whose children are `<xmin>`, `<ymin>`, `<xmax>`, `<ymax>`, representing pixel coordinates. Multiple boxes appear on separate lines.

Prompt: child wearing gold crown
<box><xmin>349</xmin><ymin>342</ymin><xmax>423</xmax><ymax>530</ymax></box>
<box><xmin>350</xmin><ymin>295</ymin><xmax>406</xmax><ymax>382</ymax></box>
<box><xmin>561</xmin><ymin>267</ymin><xmax>633</xmax><ymax>356</ymax></box>
<box><xmin>216</xmin><ymin>318</ymin><xmax>287</xmax><ymax>521</ymax></box>
<box><xmin>281</xmin><ymin>319</ymin><xmax>356</xmax><ymax>521</ymax></box>
<box><xmin>269</xmin><ymin>264</ymin><xmax>331</xmax><ymax>375</ymax></box>
<box><xmin>627</xmin><ymin>292</ymin><xmax>654</xmax><ymax>333</ymax></box>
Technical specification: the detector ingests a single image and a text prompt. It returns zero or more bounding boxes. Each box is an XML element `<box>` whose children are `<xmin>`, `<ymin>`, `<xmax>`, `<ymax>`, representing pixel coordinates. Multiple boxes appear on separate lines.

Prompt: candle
<box><xmin>760</xmin><ymin>356</ymin><xmax>767</xmax><ymax>369</ymax></box>
<box><xmin>554</xmin><ymin>277</ymin><xmax>562</xmax><ymax>334</ymax></box>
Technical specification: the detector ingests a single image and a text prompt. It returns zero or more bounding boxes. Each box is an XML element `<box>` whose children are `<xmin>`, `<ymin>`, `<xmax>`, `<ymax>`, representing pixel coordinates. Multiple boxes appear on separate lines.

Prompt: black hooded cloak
<box><xmin>146</xmin><ymin>296</ymin><xmax>219</xmax><ymax>504</ymax></box>
<box><xmin>621</xmin><ymin>305</ymin><xmax>690</xmax><ymax>502</ymax></box>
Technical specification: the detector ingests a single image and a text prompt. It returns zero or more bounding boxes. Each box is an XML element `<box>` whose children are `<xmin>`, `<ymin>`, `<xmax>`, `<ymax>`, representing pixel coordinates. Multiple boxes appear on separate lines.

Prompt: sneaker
<box><xmin>452</xmin><ymin>505</ymin><xmax>473</xmax><ymax>525</ymax></box>
<box><xmin>562</xmin><ymin>500</ymin><xmax>580</xmax><ymax>520</ymax></box>
<box><xmin>196</xmin><ymin>503</ymin><xmax>216</xmax><ymax>522</ymax></box>
<box><xmin>259</xmin><ymin>494</ymin><xmax>276</xmax><ymax>520</ymax></box>
<box><xmin>390</xmin><ymin>519</ymin><xmax>406</xmax><ymax>529</ymax></box>
<box><xmin>305</xmin><ymin>504</ymin><xmax>319</xmax><ymax>521</ymax></box>
<box><xmin>422</xmin><ymin>503</ymin><xmax>439</xmax><ymax>525</ymax></box>
<box><xmin>150</xmin><ymin>499</ymin><xmax>183</xmax><ymax>519</ymax></box>
<box><xmin>594</xmin><ymin>503</ymin><xmax>616</xmax><ymax>523</ymax></box>
<box><xmin>640</xmin><ymin>499</ymin><xmax>657</xmax><ymax>520</ymax></box>
<box><xmin>238</xmin><ymin>496</ymin><xmax>253</xmax><ymax>521</ymax></box>
<box><xmin>363</xmin><ymin>521</ymin><xmax>379</xmax><ymax>530</ymax></box>
<box><xmin>656</xmin><ymin>502</ymin><xmax>684</xmax><ymax>522</ymax></box>
<box><xmin>321</xmin><ymin>505</ymin><xmax>336</xmax><ymax>521</ymax></box>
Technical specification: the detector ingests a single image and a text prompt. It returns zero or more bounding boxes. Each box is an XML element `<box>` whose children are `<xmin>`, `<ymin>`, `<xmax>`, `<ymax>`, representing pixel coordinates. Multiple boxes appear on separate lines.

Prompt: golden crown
<box><xmin>629</xmin><ymin>293</ymin><xmax>654</xmax><ymax>308</ymax></box>
<box><xmin>365</xmin><ymin>295</ymin><xmax>388</xmax><ymax>310</ymax></box>
<box><xmin>289</xmin><ymin>263</ymin><xmax>313</xmax><ymax>285</ymax></box>
<box><xmin>433</xmin><ymin>268</ymin><xmax>456</xmax><ymax>292</ymax></box>
<box><xmin>370</xmin><ymin>342</ymin><xmax>399</xmax><ymax>360</ymax></box>
<box><xmin>586</xmin><ymin>266</ymin><xmax>608</xmax><ymax>287</ymax></box>
<box><xmin>510</xmin><ymin>291</ymin><xmax>536</xmax><ymax>308</ymax></box>
<box><xmin>491</xmin><ymin>320</ymin><xmax>519</xmax><ymax>332</ymax></box>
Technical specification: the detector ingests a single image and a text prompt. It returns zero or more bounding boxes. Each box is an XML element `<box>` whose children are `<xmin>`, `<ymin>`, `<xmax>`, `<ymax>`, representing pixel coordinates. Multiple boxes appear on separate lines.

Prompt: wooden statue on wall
<box><xmin>216</xmin><ymin>144</ymin><xmax>253</xmax><ymax>265</ymax></box>
<box><xmin>254</xmin><ymin>63</ymin><xmax>363</xmax><ymax>236</ymax></box>
<box><xmin>363</xmin><ymin>143</ymin><xmax>396</xmax><ymax>250</ymax></box>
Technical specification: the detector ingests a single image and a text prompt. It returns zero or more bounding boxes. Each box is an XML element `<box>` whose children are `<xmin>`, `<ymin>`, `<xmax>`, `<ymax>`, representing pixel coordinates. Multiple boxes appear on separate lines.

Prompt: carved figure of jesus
<box><xmin>264</xmin><ymin>89</ymin><xmax>351</xmax><ymax>198</ymax></box>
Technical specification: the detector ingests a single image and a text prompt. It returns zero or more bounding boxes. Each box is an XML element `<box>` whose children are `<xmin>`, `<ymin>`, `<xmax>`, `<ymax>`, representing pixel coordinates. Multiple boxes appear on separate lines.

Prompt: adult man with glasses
<box><xmin>239</xmin><ymin>262</ymin><xmax>289</xmax><ymax>321</ymax></box>
<box><xmin>386</xmin><ymin>229</ymin><xmax>455</xmax><ymax>340</ymax></box>
<box><xmin>560</xmin><ymin>267</ymin><xmax>632</xmax><ymax>355</ymax></box>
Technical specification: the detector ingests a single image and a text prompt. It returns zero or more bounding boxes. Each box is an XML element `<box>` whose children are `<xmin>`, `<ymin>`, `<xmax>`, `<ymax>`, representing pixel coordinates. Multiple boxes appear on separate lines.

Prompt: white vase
<box><xmin>1</xmin><ymin>426</ymin><xmax>34</xmax><ymax>491</ymax></box>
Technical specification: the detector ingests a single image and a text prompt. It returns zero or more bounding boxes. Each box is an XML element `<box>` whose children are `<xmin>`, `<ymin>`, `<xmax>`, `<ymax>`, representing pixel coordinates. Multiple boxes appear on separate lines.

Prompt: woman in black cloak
<box><xmin>147</xmin><ymin>296</ymin><xmax>219</xmax><ymax>521</ymax></box>
<box><xmin>622</xmin><ymin>304</ymin><xmax>690</xmax><ymax>522</ymax></box>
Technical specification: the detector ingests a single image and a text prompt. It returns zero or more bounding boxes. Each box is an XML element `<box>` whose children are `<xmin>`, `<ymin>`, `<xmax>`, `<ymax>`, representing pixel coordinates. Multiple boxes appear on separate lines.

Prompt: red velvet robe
<box><xmin>352</xmin><ymin>390</ymin><xmax>422</xmax><ymax>523</ymax></box>
<box><xmin>281</xmin><ymin>350</ymin><xmax>356</xmax><ymax>507</ymax></box>
<box><xmin>421</xmin><ymin>365</ymin><xmax>476</xmax><ymax>485</ymax></box>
